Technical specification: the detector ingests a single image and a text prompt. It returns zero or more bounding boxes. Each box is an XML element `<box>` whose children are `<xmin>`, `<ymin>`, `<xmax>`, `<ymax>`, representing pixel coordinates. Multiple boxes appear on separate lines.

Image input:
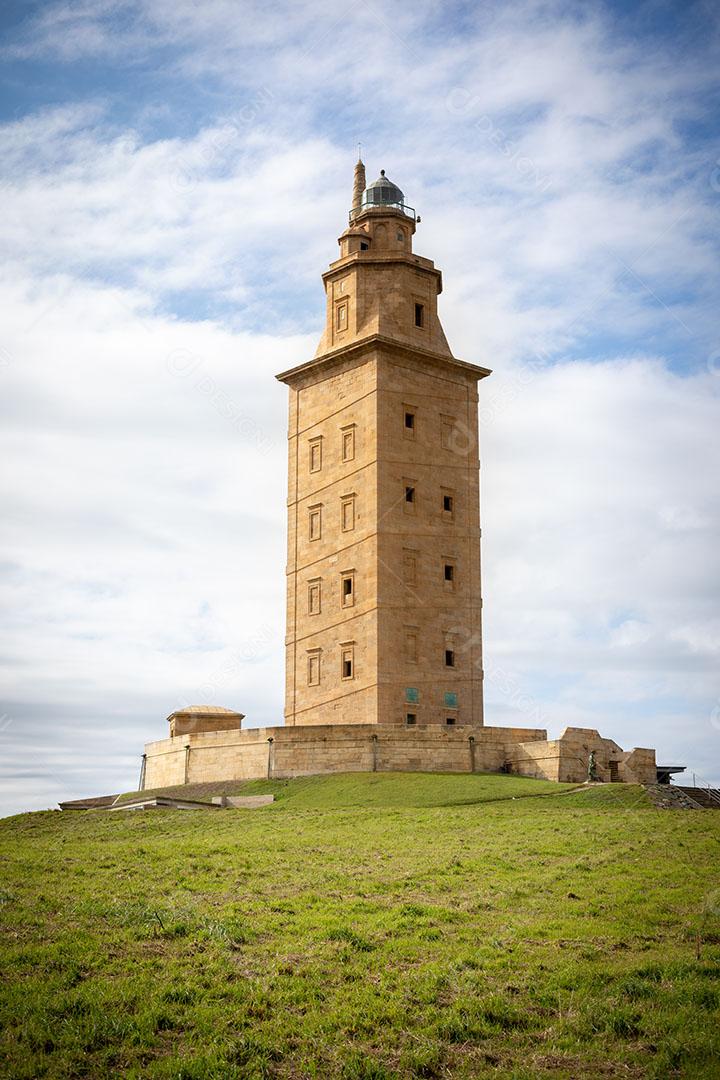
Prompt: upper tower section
<box><xmin>314</xmin><ymin>160</ymin><xmax>453</xmax><ymax>359</ymax></box>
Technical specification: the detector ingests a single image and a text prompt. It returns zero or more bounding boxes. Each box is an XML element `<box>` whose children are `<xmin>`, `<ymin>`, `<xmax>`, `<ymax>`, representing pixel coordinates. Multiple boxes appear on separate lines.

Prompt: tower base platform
<box><xmin>142</xmin><ymin>723</ymin><xmax>656</xmax><ymax>790</ymax></box>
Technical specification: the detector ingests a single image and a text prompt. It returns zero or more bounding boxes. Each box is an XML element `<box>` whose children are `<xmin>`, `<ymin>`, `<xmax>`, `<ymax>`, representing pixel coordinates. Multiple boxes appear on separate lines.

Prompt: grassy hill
<box><xmin>1</xmin><ymin>772</ymin><xmax>718</xmax><ymax>1079</ymax></box>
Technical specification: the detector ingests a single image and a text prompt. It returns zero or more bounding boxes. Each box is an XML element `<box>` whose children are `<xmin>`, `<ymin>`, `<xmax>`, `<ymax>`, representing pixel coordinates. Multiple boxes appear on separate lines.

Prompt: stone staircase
<box><xmin>676</xmin><ymin>786</ymin><xmax>720</xmax><ymax>809</ymax></box>
<box><xmin>645</xmin><ymin>784</ymin><xmax>705</xmax><ymax>810</ymax></box>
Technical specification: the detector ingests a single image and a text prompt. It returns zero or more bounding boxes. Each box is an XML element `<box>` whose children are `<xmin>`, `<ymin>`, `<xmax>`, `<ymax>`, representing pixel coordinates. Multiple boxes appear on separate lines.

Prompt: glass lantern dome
<box><xmin>351</xmin><ymin>170</ymin><xmax>415</xmax><ymax>220</ymax></box>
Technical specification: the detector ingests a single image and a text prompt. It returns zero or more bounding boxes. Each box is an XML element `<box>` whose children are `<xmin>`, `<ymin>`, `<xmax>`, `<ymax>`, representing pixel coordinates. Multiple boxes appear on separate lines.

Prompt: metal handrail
<box><xmin>688</xmin><ymin>773</ymin><xmax>720</xmax><ymax>806</ymax></box>
<box><xmin>349</xmin><ymin>201</ymin><xmax>416</xmax><ymax>224</ymax></box>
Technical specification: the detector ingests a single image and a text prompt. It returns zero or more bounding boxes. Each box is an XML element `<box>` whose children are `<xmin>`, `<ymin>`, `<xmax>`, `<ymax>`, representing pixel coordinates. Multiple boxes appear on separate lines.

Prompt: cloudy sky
<box><xmin>1</xmin><ymin>0</ymin><xmax>719</xmax><ymax>816</ymax></box>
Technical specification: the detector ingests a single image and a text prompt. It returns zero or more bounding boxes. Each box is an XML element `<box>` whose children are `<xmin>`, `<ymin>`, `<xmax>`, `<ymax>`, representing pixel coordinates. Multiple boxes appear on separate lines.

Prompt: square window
<box><xmin>414</xmin><ymin>303</ymin><xmax>425</xmax><ymax>328</ymax></box>
<box><xmin>445</xmin><ymin>649</ymin><xmax>455</xmax><ymax>667</ymax></box>
<box><xmin>405</xmin><ymin>687</ymin><xmax>419</xmax><ymax>704</ymax></box>
<box><xmin>444</xmin><ymin>691</ymin><xmax>458</xmax><ymax>708</ymax></box>
<box><xmin>360</xmin><ymin>241</ymin><xmax>369</xmax><ymax>250</ymax></box>
<box><xmin>406</xmin><ymin>713</ymin><xmax>417</xmax><ymax>725</ymax></box>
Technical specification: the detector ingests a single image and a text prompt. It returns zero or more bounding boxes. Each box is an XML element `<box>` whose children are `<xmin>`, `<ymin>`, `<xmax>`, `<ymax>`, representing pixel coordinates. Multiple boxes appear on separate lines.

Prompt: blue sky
<box><xmin>1</xmin><ymin>0</ymin><xmax>719</xmax><ymax>815</ymax></box>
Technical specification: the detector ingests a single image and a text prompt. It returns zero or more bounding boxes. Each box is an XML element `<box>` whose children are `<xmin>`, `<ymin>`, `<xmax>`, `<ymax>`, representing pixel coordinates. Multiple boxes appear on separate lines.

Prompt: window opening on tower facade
<box><xmin>309</xmin><ymin>436</ymin><xmax>322</xmax><ymax>473</ymax></box>
<box><xmin>307</xmin><ymin>649</ymin><xmax>321</xmax><ymax>686</ymax></box>
<box><xmin>308</xmin><ymin>578</ymin><xmax>321</xmax><ymax>615</ymax></box>
<box><xmin>309</xmin><ymin>505</ymin><xmax>322</xmax><ymax>541</ymax></box>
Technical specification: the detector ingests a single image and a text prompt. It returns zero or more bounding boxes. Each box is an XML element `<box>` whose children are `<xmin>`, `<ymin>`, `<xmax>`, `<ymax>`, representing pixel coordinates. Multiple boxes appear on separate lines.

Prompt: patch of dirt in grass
<box><xmin>529</xmin><ymin>1052</ymin><xmax>645</xmax><ymax>1077</ymax></box>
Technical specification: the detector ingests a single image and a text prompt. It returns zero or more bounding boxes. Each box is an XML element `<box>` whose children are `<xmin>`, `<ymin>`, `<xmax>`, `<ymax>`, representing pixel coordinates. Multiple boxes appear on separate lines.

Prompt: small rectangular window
<box><xmin>445</xmin><ymin>716</ymin><xmax>456</xmax><ymax>726</ymax></box>
<box><xmin>336</xmin><ymin>302</ymin><xmax>348</xmax><ymax>331</ymax></box>
<box><xmin>341</xmin><ymin>571</ymin><xmax>355</xmax><ymax>607</ymax></box>
<box><xmin>360</xmin><ymin>241</ymin><xmax>369</xmax><ymax>250</ymax></box>
<box><xmin>341</xmin><ymin>494</ymin><xmax>356</xmax><ymax>532</ymax></box>
<box><xmin>442</xmin><ymin>491</ymin><xmax>455</xmax><ymax>519</ymax></box>
<box><xmin>444</xmin><ymin>562</ymin><xmax>455</xmax><ymax>583</ymax></box>
<box><xmin>406</xmin><ymin>713</ymin><xmax>417</xmax><ymax>725</ymax></box>
<box><xmin>307</xmin><ymin>650</ymin><xmax>321</xmax><ymax>686</ymax></box>
<box><xmin>445</xmin><ymin>649</ymin><xmax>455</xmax><ymax>667</ymax></box>
<box><xmin>309</xmin><ymin>437</ymin><xmax>322</xmax><ymax>473</ymax></box>
<box><xmin>308</xmin><ymin>579</ymin><xmax>321</xmax><ymax>615</ymax></box>
<box><xmin>341</xmin><ymin>644</ymin><xmax>355</xmax><ymax>680</ymax></box>
<box><xmin>404</xmin><ymin>485</ymin><xmax>416</xmax><ymax>510</ymax></box>
<box><xmin>309</xmin><ymin>505</ymin><xmax>322</xmax><ymax>541</ymax></box>
<box><xmin>341</xmin><ymin>425</ymin><xmax>356</xmax><ymax>462</ymax></box>
<box><xmin>405</xmin><ymin>629</ymin><xmax>418</xmax><ymax>663</ymax></box>
<box><xmin>404</xmin><ymin>409</ymin><xmax>415</xmax><ymax>436</ymax></box>
<box><xmin>414</xmin><ymin>303</ymin><xmax>424</xmax><ymax>327</ymax></box>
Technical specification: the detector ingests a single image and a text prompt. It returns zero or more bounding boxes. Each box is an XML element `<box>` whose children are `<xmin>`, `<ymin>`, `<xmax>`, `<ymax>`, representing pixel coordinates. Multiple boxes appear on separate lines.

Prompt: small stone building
<box><xmin>167</xmin><ymin>705</ymin><xmax>244</xmax><ymax>738</ymax></box>
<box><xmin>141</xmin><ymin>162</ymin><xmax>656</xmax><ymax>790</ymax></box>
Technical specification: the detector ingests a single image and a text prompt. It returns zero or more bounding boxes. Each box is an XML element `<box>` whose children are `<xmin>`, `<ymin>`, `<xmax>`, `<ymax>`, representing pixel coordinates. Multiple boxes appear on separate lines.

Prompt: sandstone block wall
<box><xmin>280</xmin><ymin>338</ymin><xmax>489</xmax><ymax>731</ymax></box>
<box><xmin>376</xmin><ymin>346</ymin><xmax>484</xmax><ymax>727</ymax></box>
<box><xmin>143</xmin><ymin>722</ymin><xmax>655</xmax><ymax>790</ymax></box>
<box><xmin>283</xmin><ymin>353</ymin><xmax>379</xmax><ymax>727</ymax></box>
<box><xmin>143</xmin><ymin>722</ymin><xmax>549</xmax><ymax>790</ymax></box>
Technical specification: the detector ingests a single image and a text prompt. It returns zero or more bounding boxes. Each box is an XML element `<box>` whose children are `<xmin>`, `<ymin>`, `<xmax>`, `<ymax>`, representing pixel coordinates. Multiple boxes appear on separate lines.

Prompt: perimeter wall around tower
<box><xmin>142</xmin><ymin>723</ymin><xmax>656</xmax><ymax>790</ymax></box>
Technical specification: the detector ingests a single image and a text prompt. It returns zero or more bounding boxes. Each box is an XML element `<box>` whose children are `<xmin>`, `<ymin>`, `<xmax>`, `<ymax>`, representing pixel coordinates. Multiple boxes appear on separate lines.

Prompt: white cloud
<box><xmin>481</xmin><ymin>356</ymin><xmax>720</xmax><ymax>772</ymax></box>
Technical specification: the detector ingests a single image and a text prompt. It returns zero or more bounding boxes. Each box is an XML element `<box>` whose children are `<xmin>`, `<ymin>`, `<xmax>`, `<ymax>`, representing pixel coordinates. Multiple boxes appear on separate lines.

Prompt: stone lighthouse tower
<box><xmin>276</xmin><ymin>160</ymin><xmax>491</xmax><ymax>729</ymax></box>
<box><xmin>141</xmin><ymin>169</ymin><xmax>658</xmax><ymax>788</ymax></box>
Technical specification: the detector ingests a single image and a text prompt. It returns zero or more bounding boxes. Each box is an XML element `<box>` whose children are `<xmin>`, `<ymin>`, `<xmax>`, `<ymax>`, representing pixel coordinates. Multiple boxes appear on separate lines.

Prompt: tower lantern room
<box><xmin>351</xmin><ymin>168</ymin><xmax>415</xmax><ymax>219</ymax></box>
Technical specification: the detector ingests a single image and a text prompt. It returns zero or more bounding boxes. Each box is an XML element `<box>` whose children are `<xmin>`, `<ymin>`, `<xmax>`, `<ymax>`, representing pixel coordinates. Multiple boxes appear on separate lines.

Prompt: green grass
<box><xmin>1</xmin><ymin>772</ymin><xmax>719</xmax><ymax>1079</ymax></box>
<box><xmin>119</xmin><ymin>771</ymin><xmax>580</xmax><ymax>810</ymax></box>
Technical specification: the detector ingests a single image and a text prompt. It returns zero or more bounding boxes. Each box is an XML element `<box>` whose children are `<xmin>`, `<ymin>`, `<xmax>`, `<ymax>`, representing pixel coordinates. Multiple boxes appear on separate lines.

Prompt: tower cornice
<box><xmin>275</xmin><ymin>334</ymin><xmax>492</xmax><ymax>387</ymax></box>
<box><xmin>324</xmin><ymin>251</ymin><xmax>440</xmax><ymax>288</ymax></box>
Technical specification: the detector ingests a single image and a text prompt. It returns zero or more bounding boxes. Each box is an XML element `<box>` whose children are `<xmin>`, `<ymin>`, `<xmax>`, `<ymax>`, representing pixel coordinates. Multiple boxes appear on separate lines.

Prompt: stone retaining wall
<box><xmin>142</xmin><ymin>722</ymin><xmax>656</xmax><ymax>789</ymax></box>
<box><xmin>143</xmin><ymin>723</ymin><xmax>547</xmax><ymax>789</ymax></box>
